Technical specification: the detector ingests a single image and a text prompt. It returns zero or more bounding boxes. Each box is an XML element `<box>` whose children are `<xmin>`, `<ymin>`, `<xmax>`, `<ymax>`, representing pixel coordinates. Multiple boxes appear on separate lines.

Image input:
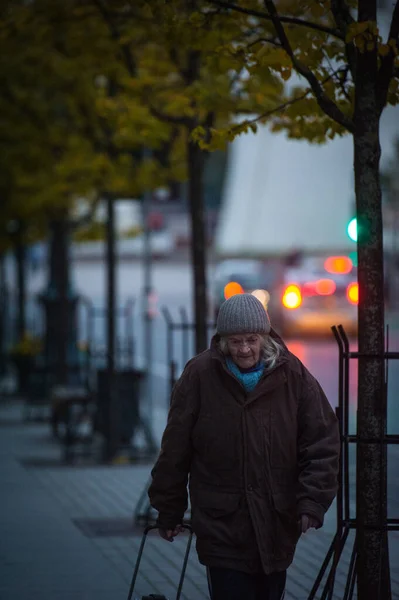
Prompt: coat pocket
<box><xmin>194</xmin><ymin>490</ymin><xmax>240</xmax><ymax>517</ymax></box>
<box><xmin>191</xmin><ymin>490</ymin><xmax>252</xmax><ymax>547</ymax></box>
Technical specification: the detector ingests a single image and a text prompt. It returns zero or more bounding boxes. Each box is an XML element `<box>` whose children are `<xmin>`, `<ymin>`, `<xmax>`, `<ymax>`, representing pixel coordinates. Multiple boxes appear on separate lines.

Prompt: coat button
<box><xmin>247</xmin><ymin>484</ymin><xmax>253</xmax><ymax>492</ymax></box>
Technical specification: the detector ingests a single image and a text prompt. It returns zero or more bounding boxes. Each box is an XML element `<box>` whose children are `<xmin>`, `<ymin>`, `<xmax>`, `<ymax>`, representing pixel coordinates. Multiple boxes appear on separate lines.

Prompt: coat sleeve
<box><xmin>296</xmin><ymin>365</ymin><xmax>340</xmax><ymax>527</ymax></box>
<box><xmin>148</xmin><ymin>364</ymin><xmax>200</xmax><ymax>529</ymax></box>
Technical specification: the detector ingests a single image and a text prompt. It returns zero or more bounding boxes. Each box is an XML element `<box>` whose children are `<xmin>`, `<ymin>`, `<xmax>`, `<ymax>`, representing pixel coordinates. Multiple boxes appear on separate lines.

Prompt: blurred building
<box><xmin>215</xmin><ymin>5</ymin><xmax>398</xmax><ymax>261</ymax></box>
<box><xmin>215</xmin><ymin>108</ymin><xmax>398</xmax><ymax>261</ymax></box>
<box><xmin>144</xmin><ymin>150</ymin><xmax>229</xmax><ymax>251</ymax></box>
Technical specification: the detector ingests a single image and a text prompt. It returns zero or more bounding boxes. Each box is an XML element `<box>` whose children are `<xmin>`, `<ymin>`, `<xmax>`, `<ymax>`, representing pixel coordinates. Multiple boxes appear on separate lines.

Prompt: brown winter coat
<box><xmin>148</xmin><ymin>332</ymin><xmax>340</xmax><ymax>575</ymax></box>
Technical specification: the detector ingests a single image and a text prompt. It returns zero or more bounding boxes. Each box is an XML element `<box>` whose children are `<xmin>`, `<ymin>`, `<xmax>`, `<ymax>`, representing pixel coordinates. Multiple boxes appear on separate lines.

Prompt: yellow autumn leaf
<box><xmin>281</xmin><ymin>67</ymin><xmax>292</xmax><ymax>81</ymax></box>
<box><xmin>191</xmin><ymin>126</ymin><xmax>206</xmax><ymax>142</ymax></box>
<box><xmin>345</xmin><ymin>21</ymin><xmax>370</xmax><ymax>44</ymax></box>
<box><xmin>378</xmin><ymin>44</ymin><xmax>390</xmax><ymax>57</ymax></box>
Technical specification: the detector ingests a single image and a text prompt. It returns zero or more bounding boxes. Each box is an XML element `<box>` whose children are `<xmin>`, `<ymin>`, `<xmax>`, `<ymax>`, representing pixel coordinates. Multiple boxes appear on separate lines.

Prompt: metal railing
<box><xmin>161</xmin><ymin>305</ymin><xmax>216</xmax><ymax>398</ymax></box>
<box><xmin>308</xmin><ymin>324</ymin><xmax>399</xmax><ymax>600</ymax></box>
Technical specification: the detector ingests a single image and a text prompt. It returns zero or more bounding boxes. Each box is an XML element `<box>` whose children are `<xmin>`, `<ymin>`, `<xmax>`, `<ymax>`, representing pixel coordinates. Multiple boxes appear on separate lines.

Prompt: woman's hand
<box><xmin>300</xmin><ymin>514</ymin><xmax>320</xmax><ymax>533</ymax></box>
<box><xmin>158</xmin><ymin>524</ymin><xmax>184</xmax><ymax>542</ymax></box>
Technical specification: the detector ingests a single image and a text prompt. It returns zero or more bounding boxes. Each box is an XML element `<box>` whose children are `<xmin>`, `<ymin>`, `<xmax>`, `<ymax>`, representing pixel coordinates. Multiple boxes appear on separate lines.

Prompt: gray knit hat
<box><xmin>216</xmin><ymin>293</ymin><xmax>271</xmax><ymax>336</ymax></box>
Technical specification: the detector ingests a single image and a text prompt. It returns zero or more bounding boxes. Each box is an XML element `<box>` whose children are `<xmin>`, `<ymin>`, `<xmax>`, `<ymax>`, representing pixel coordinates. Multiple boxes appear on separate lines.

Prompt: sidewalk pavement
<box><xmin>1</xmin><ymin>398</ymin><xmax>398</xmax><ymax>600</ymax></box>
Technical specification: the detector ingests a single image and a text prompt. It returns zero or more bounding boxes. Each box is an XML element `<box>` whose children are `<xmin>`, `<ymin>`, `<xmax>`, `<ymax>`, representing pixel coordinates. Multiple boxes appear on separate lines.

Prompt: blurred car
<box><xmin>271</xmin><ymin>255</ymin><xmax>358</xmax><ymax>337</ymax></box>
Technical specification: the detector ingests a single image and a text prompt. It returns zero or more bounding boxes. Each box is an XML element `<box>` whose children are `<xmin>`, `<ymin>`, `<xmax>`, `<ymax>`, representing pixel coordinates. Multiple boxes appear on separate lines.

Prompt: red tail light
<box><xmin>315</xmin><ymin>279</ymin><xmax>336</xmax><ymax>296</ymax></box>
<box><xmin>302</xmin><ymin>279</ymin><xmax>336</xmax><ymax>297</ymax></box>
<box><xmin>324</xmin><ymin>256</ymin><xmax>353</xmax><ymax>274</ymax></box>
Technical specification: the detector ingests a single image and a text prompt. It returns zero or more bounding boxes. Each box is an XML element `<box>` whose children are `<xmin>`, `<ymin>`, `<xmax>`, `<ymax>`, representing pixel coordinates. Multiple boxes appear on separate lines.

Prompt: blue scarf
<box><xmin>226</xmin><ymin>357</ymin><xmax>265</xmax><ymax>392</ymax></box>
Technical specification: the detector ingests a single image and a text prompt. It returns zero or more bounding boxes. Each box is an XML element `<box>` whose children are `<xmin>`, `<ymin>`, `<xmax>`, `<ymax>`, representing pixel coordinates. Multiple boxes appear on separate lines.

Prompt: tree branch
<box><xmin>262</xmin><ymin>0</ymin><xmax>354</xmax><ymax>133</ymax></box>
<box><xmin>206</xmin><ymin>0</ymin><xmax>344</xmax><ymax>40</ymax></box>
<box><xmin>324</xmin><ymin>55</ymin><xmax>352</xmax><ymax>102</ymax></box>
<box><xmin>78</xmin><ymin>100</ymin><xmax>123</xmax><ymax>161</ymax></box>
<box><xmin>202</xmin><ymin>110</ymin><xmax>215</xmax><ymax>144</ymax></box>
<box><xmin>168</xmin><ymin>47</ymin><xmax>197</xmax><ymax>84</ymax></box>
<box><xmin>229</xmin><ymin>68</ymin><xmax>347</xmax><ymax>133</ymax></box>
<box><xmin>148</xmin><ymin>103</ymin><xmax>191</xmax><ymax>127</ymax></box>
<box><xmin>336</xmin><ymin>65</ymin><xmax>352</xmax><ymax>102</ymax></box>
<box><xmin>91</xmin><ymin>0</ymin><xmax>136</xmax><ymax>77</ymax></box>
<box><xmin>75</xmin><ymin>101</ymin><xmax>108</xmax><ymax>154</ymax></box>
<box><xmin>70</xmin><ymin>196</ymin><xmax>101</xmax><ymax>230</ymax></box>
<box><xmin>230</xmin><ymin>93</ymin><xmax>311</xmax><ymax>134</ymax></box>
<box><xmin>247</xmin><ymin>36</ymin><xmax>281</xmax><ymax>49</ymax></box>
<box><xmin>378</xmin><ymin>0</ymin><xmax>399</xmax><ymax>113</ymax></box>
<box><xmin>330</xmin><ymin>0</ymin><xmax>357</xmax><ymax>77</ymax></box>
<box><xmin>152</xmin><ymin>126</ymin><xmax>180</xmax><ymax>168</ymax></box>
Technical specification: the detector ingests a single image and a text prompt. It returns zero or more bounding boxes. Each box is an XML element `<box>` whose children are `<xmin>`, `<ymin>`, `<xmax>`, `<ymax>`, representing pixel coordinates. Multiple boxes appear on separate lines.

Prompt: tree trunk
<box><xmin>15</xmin><ymin>238</ymin><xmax>26</xmax><ymax>340</ymax></box>
<box><xmin>354</xmin><ymin>3</ymin><xmax>390</xmax><ymax>594</ymax></box>
<box><xmin>44</xmin><ymin>217</ymin><xmax>75</xmax><ymax>385</ymax></box>
<box><xmin>187</xmin><ymin>136</ymin><xmax>208</xmax><ymax>354</ymax></box>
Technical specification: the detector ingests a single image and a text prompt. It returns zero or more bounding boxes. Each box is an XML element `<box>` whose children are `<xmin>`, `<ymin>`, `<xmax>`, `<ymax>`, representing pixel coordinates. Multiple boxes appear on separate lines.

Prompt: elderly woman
<box><xmin>148</xmin><ymin>294</ymin><xmax>340</xmax><ymax>600</ymax></box>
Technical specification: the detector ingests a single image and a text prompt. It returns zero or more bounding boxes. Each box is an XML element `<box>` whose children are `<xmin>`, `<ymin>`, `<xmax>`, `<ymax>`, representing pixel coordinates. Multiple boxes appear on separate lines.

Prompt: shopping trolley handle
<box><xmin>143</xmin><ymin>523</ymin><xmax>193</xmax><ymax>536</ymax></box>
<box><xmin>127</xmin><ymin>522</ymin><xmax>193</xmax><ymax>600</ymax></box>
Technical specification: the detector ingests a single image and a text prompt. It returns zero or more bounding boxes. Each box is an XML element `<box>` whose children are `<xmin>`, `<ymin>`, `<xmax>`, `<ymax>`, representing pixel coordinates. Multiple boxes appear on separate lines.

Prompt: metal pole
<box><xmin>180</xmin><ymin>306</ymin><xmax>189</xmax><ymax>369</ymax></box>
<box><xmin>142</xmin><ymin>148</ymin><xmax>154</xmax><ymax>440</ymax></box>
<box><xmin>125</xmin><ymin>297</ymin><xmax>135</xmax><ymax>369</ymax></box>
<box><xmin>0</xmin><ymin>254</ymin><xmax>5</xmax><ymax>375</ymax></box>
<box><xmin>105</xmin><ymin>194</ymin><xmax>118</xmax><ymax>461</ymax></box>
<box><xmin>106</xmin><ymin>196</ymin><xmax>116</xmax><ymax>375</ymax></box>
<box><xmin>162</xmin><ymin>306</ymin><xmax>176</xmax><ymax>402</ymax></box>
<box><xmin>340</xmin><ymin>326</ymin><xmax>351</xmax><ymax>525</ymax></box>
<box><xmin>15</xmin><ymin>238</ymin><xmax>26</xmax><ymax>340</ymax></box>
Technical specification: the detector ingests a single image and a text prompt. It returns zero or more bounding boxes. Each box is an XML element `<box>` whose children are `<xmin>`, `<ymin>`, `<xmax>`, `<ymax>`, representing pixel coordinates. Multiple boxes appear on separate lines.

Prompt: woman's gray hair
<box><xmin>219</xmin><ymin>334</ymin><xmax>283</xmax><ymax>370</ymax></box>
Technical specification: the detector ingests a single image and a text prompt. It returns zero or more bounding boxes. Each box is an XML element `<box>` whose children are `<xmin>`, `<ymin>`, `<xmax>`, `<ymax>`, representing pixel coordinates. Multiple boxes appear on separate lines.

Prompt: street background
<box><xmin>1</xmin><ymin>2</ymin><xmax>399</xmax><ymax>596</ymax></box>
<box><xmin>1</xmin><ymin>258</ymin><xmax>399</xmax><ymax>599</ymax></box>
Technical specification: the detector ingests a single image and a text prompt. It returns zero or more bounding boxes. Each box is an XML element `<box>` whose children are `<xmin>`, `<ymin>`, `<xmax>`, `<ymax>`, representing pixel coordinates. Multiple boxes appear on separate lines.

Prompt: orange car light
<box><xmin>224</xmin><ymin>281</ymin><xmax>244</xmax><ymax>300</ymax></box>
<box><xmin>282</xmin><ymin>285</ymin><xmax>302</xmax><ymax>309</ymax></box>
<box><xmin>347</xmin><ymin>282</ymin><xmax>359</xmax><ymax>305</ymax></box>
<box><xmin>315</xmin><ymin>278</ymin><xmax>337</xmax><ymax>296</ymax></box>
<box><xmin>324</xmin><ymin>256</ymin><xmax>353</xmax><ymax>275</ymax></box>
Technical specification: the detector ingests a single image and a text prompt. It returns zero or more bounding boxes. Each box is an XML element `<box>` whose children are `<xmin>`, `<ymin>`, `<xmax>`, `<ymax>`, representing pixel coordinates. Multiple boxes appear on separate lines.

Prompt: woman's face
<box><xmin>226</xmin><ymin>333</ymin><xmax>262</xmax><ymax>369</ymax></box>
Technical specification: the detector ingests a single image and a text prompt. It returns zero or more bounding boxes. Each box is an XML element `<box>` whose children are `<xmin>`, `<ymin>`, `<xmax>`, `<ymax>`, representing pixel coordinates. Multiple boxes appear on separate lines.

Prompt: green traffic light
<box><xmin>347</xmin><ymin>218</ymin><xmax>357</xmax><ymax>242</ymax></box>
<box><xmin>349</xmin><ymin>251</ymin><xmax>358</xmax><ymax>267</ymax></box>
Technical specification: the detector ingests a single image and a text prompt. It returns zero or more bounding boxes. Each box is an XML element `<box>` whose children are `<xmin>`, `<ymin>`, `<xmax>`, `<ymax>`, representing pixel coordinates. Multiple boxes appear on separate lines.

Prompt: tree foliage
<box><xmin>1</xmin><ymin>0</ymin><xmax>398</xmax><ymax>226</ymax></box>
<box><xmin>0</xmin><ymin>0</ymin><xmax>183</xmax><ymax>250</ymax></box>
<box><xmin>190</xmin><ymin>0</ymin><xmax>399</xmax><ymax>146</ymax></box>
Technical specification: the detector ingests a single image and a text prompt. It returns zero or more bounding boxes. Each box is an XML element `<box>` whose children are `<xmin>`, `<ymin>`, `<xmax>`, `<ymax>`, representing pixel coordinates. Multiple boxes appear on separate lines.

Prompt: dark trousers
<box><xmin>207</xmin><ymin>567</ymin><xmax>286</xmax><ymax>600</ymax></box>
